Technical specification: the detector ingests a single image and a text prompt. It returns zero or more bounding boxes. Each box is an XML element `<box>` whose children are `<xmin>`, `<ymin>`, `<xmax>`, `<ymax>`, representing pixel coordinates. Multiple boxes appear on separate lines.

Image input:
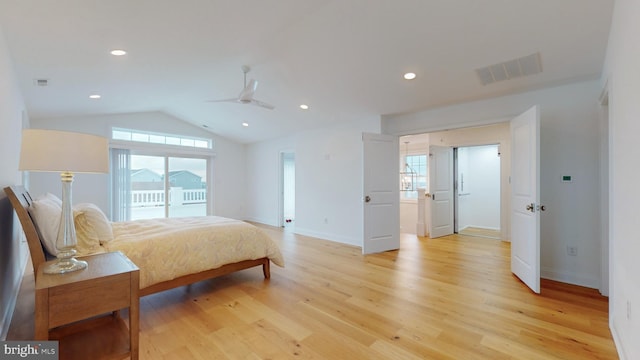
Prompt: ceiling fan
<box><xmin>207</xmin><ymin>65</ymin><xmax>275</xmax><ymax>110</ymax></box>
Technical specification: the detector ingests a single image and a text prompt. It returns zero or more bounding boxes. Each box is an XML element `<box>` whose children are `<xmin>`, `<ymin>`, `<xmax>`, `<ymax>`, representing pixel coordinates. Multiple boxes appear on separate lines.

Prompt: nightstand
<box><xmin>35</xmin><ymin>251</ymin><xmax>139</xmax><ymax>360</ymax></box>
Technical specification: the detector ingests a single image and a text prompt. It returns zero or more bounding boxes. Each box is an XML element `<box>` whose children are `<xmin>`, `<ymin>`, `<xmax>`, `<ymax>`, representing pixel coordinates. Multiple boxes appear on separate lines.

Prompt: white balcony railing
<box><xmin>131</xmin><ymin>190</ymin><xmax>165</xmax><ymax>207</ymax></box>
<box><xmin>131</xmin><ymin>188</ymin><xmax>206</xmax><ymax>207</ymax></box>
<box><xmin>130</xmin><ymin>188</ymin><xmax>207</xmax><ymax>220</ymax></box>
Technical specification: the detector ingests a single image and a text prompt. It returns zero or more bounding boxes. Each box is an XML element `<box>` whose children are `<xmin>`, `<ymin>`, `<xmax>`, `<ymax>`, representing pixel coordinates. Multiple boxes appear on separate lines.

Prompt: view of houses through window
<box><xmin>130</xmin><ymin>154</ymin><xmax>207</xmax><ymax>220</ymax></box>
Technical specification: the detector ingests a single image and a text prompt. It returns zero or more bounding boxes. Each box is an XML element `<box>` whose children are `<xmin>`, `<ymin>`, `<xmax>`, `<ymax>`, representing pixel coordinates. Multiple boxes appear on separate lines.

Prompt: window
<box><xmin>112</xmin><ymin>127</ymin><xmax>212</xmax><ymax>149</ymax></box>
<box><xmin>110</xmin><ymin>128</ymin><xmax>213</xmax><ymax>221</ymax></box>
<box><xmin>112</xmin><ymin>151</ymin><xmax>210</xmax><ymax>221</ymax></box>
<box><xmin>401</xmin><ymin>154</ymin><xmax>427</xmax><ymax>200</ymax></box>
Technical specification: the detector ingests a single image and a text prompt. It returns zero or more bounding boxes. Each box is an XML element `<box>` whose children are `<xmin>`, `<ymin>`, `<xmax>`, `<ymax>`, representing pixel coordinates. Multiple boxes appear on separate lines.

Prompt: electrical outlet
<box><xmin>567</xmin><ymin>246</ymin><xmax>578</xmax><ymax>256</ymax></box>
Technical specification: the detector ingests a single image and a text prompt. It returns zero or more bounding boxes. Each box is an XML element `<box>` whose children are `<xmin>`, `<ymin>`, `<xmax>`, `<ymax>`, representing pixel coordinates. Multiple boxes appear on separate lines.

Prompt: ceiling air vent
<box><xmin>33</xmin><ymin>79</ymin><xmax>49</xmax><ymax>87</ymax></box>
<box><xmin>475</xmin><ymin>52</ymin><xmax>542</xmax><ymax>86</ymax></box>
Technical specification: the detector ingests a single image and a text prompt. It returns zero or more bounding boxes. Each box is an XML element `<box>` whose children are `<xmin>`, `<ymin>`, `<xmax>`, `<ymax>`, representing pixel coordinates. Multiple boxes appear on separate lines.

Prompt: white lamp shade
<box><xmin>19</xmin><ymin>129</ymin><xmax>109</xmax><ymax>173</ymax></box>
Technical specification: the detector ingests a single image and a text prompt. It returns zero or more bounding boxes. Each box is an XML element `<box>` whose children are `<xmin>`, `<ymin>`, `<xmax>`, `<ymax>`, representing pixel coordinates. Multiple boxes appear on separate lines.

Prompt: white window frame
<box><xmin>109</xmin><ymin>139</ymin><xmax>215</xmax><ymax>220</ymax></box>
<box><xmin>112</xmin><ymin>127</ymin><xmax>213</xmax><ymax>149</ymax></box>
<box><xmin>400</xmin><ymin>152</ymin><xmax>428</xmax><ymax>202</ymax></box>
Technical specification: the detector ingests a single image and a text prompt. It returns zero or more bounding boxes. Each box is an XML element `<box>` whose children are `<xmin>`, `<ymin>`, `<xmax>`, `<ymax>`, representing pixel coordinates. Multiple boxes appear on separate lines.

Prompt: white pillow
<box><xmin>28</xmin><ymin>193</ymin><xmax>62</xmax><ymax>256</ymax></box>
<box><xmin>73</xmin><ymin>209</ymin><xmax>101</xmax><ymax>255</ymax></box>
<box><xmin>73</xmin><ymin>203</ymin><xmax>113</xmax><ymax>245</ymax></box>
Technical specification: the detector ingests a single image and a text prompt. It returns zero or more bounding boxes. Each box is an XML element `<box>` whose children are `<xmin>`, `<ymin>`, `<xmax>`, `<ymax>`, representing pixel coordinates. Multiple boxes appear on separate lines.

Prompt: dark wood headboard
<box><xmin>4</xmin><ymin>186</ymin><xmax>46</xmax><ymax>276</ymax></box>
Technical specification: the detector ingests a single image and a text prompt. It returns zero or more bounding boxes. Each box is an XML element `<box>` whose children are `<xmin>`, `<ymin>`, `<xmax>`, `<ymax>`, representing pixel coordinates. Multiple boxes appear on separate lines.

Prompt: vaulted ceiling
<box><xmin>0</xmin><ymin>0</ymin><xmax>614</xmax><ymax>143</ymax></box>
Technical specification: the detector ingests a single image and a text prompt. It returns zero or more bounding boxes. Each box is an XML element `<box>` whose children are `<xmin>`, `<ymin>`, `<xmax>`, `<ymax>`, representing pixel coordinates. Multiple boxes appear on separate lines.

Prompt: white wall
<box><xmin>0</xmin><ymin>24</ymin><xmax>30</xmax><ymax>339</ymax></box>
<box><xmin>245</xmin><ymin>136</ymin><xmax>294</xmax><ymax>226</ymax></box>
<box><xmin>602</xmin><ymin>0</ymin><xmax>640</xmax><ymax>358</ymax></box>
<box><xmin>384</xmin><ymin>80</ymin><xmax>603</xmax><ymax>289</ymax></box>
<box><xmin>246</xmin><ymin>116</ymin><xmax>380</xmax><ymax>246</ymax></box>
<box><xmin>29</xmin><ymin>112</ymin><xmax>247</xmax><ymax>220</ymax></box>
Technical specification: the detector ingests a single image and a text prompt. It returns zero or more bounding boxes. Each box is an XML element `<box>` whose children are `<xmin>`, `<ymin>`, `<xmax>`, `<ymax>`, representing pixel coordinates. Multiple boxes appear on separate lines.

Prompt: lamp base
<box><xmin>43</xmin><ymin>257</ymin><xmax>88</xmax><ymax>274</ymax></box>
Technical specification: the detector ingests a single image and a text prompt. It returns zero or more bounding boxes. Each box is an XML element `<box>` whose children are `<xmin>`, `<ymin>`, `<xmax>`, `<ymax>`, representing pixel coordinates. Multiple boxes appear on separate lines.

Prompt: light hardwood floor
<box><xmin>458</xmin><ymin>226</ymin><xmax>502</xmax><ymax>240</ymax></box>
<box><xmin>8</xmin><ymin>224</ymin><xmax>618</xmax><ymax>359</ymax></box>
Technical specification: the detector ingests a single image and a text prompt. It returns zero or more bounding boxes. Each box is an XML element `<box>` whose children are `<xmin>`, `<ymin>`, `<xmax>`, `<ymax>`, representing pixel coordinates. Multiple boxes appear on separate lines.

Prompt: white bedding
<box><xmin>103</xmin><ymin>216</ymin><xmax>284</xmax><ymax>289</ymax></box>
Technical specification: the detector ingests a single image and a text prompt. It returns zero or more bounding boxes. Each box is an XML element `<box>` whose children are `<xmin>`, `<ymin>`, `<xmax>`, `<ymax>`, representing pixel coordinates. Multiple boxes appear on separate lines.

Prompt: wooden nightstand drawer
<box><xmin>48</xmin><ymin>273</ymin><xmax>132</xmax><ymax>328</ymax></box>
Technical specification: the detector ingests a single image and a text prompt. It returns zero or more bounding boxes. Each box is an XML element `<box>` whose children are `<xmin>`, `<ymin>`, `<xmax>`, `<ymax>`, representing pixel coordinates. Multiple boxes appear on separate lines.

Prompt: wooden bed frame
<box><xmin>4</xmin><ymin>185</ymin><xmax>271</xmax><ymax>297</ymax></box>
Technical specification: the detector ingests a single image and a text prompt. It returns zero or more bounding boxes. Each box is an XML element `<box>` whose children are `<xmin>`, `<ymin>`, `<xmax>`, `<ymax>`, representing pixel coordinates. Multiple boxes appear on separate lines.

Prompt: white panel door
<box><xmin>510</xmin><ymin>105</ymin><xmax>541</xmax><ymax>293</ymax></box>
<box><xmin>363</xmin><ymin>133</ymin><xmax>400</xmax><ymax>254</ymax></box>
<box><xmin>429</xmin><ymin>146</ymin><xmax>454</xmax><ymax>238</ymax></box>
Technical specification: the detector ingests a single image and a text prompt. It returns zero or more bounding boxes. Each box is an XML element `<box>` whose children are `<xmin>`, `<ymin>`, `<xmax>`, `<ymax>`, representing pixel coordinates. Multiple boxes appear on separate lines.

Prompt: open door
<box><xmin>510</xmin><ymin>105</ymin><xmax>541</xmax><ymax>293</ymax></box>
<box><xmin>363</xmin><ymin>133</ymin><xmax>399</xmax><ymax>254</ymax></box>
<box><xmin>279</xmin><ymin>151</ymin><xmax>295</xmax><ymax>228</ymax></box>
<box><xmin>429</xmin><ymin>145</ymin><xmax>454</xmax><ymax>238</ymax></box>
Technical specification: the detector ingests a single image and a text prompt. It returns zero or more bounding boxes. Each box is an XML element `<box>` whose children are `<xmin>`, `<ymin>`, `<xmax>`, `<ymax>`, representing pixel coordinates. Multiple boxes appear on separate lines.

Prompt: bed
<box><xmin>4</xmin><ymin>185</ymin><xmax>284</xmax><ymax>296</ymax></box>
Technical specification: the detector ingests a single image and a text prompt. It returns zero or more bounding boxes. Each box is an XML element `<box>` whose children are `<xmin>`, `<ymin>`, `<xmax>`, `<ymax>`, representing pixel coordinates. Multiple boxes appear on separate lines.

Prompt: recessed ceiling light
<box><xmin>110</xmin><ymin>49</ymin><xmax>127</xmax><ymax>56</ymax></box>
<box><xmin>403</xmin><ymin>72</ymin><xmax>417</xmax><ymax>80</ymax></box>
<box><xmin>242</xmin><ymin>122</ymin><xmax>249</xmax><ymax>127</ymax></box>
<box><xmin>299</xmin><ymin>104</ymin><xmax>309</xmax><ymax>110</ymax></box>
<box><xmin>89</xmin><ymin>94</ymin><xmax>101</xmax><ymax>99</ymax></box>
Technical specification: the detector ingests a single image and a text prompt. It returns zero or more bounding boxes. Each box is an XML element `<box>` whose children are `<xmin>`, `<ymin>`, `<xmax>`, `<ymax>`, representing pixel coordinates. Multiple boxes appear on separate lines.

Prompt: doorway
<box><xmin>399</xmin><ymin>122</ymin><xmax>509</xmax><ymax>240</ymax></box>
<box><xmin>280</xmin><ymin>152</ymin><xmax>295</xmax><ymax>229</ymax></box>
<box><xmin>455</xmin><ymin>144</ymin><xmax>501</xmax><ymax>239</ymax></box>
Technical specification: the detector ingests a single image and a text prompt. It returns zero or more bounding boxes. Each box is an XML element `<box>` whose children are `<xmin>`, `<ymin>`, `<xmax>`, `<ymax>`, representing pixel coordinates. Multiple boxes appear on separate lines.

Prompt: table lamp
<box><xmin>19</xmin><ymin>129</ymin><xmax>109</xmax><ymax>274</ymax></box>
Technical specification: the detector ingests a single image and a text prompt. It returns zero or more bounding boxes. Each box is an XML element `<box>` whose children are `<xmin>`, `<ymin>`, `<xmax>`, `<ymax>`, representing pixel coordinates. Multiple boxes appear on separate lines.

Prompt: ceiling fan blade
<box><xmin>208</xmin><ymin>68</ymin><xmax>273</xmax><ymax>109</ymax></box>
<box><xmin>251</xmin><ymin>99</ymin><xmax>275</xmax><ymax>110</ymax></box>
<box><xmin>238</xmin><ymin>79</ymin><xmax>258</xmax><ymax>102</ymax></box>
<box><xmin>206</xmin><ymin>98</ymin><xmax>238</xmax><ymax>103</ymax></box>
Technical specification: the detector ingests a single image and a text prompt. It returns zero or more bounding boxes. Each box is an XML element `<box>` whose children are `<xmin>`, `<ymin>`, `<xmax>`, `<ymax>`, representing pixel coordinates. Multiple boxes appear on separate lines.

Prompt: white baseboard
<box><xmin>244</xmin><ymin>216</ymin><xmax>278</xmax><ymax>227</ymax></box>
<box><xmin>462</xmin><ymin>225</ymin><xmax>500</xmax><ymax>231</ymax></box>
<box><xmin>243</xmin><ymin>219</ymin><xmax>361</xmax><ymax>248</ymax></box>
<box><xmin>541</xmin><ymin>267</ymin><xmax>599</xmax><ymax>289</ymax></box>
<box><xmin>610</xmin><ymin>319</ymin><xmax>627</xmax><ymax>360</ymax></box>
<box><xmin>293</xmin><ymin>227</ymin><xmax>361</xmax><ymax>248</ymax></box>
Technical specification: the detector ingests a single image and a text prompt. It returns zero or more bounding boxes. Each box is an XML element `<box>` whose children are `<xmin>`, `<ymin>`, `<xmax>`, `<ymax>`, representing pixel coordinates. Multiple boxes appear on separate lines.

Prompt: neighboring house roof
<box><xmin>165</xmin><ymin>170</ymin><xmax>201</xmax><ymax>180</ymax></box>
<box><xmin>131</xmin><ymin>168</ymin><xmax>162</xmax><ymax>179</ymax></box>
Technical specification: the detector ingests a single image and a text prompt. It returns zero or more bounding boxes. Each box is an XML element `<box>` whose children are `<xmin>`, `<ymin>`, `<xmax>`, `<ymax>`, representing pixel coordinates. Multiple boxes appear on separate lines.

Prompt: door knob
<box><xmin>365</xmin><ymin>195</ymin><xmax>371</xmax><ymax>203</ymax></box>
<box><xmin>538</xmin><ymin>205</ymin><xmax>546</xmax><ymax>211</ymax></box>
<box><xmin>526</xmin><ymin>203</ymin><xmax>535</xmax><ymax>212</ymax></box>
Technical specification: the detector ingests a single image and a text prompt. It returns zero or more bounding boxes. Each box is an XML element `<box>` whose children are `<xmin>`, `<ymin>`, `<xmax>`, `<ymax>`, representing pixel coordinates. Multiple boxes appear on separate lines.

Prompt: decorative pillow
<box><xmin>73</xmin><ymin>210</ymin><xmax>101</xmax><ymax>255</ymax></box>
<box><xmin>28</xmin><ymin>193</ymin><xmax>63</xmax><ymax>256</ymax></box>
<box><xmin>73</xmin><ymin>203</ymin><xmax>113</xmax><ymax>245</ymax></box>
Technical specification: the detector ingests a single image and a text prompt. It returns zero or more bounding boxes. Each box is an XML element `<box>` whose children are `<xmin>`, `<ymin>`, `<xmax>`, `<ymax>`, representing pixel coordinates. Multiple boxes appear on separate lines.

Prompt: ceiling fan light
<box><xmin>300</xmin><ymin>104</ymin><xmax>309</xmax><ymax>110</ymax></box>
<box><xmin>110</xmin><ymin>49</ymin><xmax>127</xmax><ymax>56</ymax></box>
<box><xmin>89</xmin><ymin>94</ymin><xmax>101</xmax><ymax>99</ymax></box>
<box><xmin>242</xmin><ymin>122</ymin><xmax>249</xmax><ymax>127</ymax></box>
